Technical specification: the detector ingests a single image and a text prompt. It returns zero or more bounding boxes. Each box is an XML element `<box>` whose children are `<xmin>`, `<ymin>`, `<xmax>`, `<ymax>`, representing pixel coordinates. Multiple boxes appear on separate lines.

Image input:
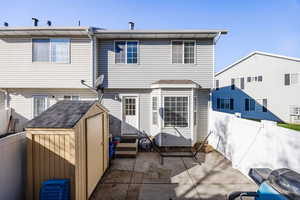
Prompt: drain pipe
<box><xmin>0</xmin><ymin>89</ymin><xmax>9</xmax><ymax>109</ymax></box>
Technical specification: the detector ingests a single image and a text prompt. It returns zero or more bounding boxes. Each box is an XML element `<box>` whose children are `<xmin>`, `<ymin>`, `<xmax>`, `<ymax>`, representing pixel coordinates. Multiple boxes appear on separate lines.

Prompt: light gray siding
<box><xmin>97</xmin><ymin>39</ymin><xmax>214</xmax><ymax>89</ymax></box>
<box><xmin>0</xmin><ymin>37</ymin><xmax>92</xmax><ymax>88</ymax></box>
<box><xmin>213</xmin><ymin>53</ymin><xmax>300</xmax><ymax>123</ymax></box>
<box><xmin>197</xmin><ymin>89</ymin><xmax>210</xmax><ymax>140</ymax></box>
<box><xmin>6</xmin><ymin>88</ymin><xmax>97</xmax><ymax>131</ymax></box>
<box><xmin>0</xmin><ymin>92</ymin><xmax>5</xmax><ymax>109</ymax></box>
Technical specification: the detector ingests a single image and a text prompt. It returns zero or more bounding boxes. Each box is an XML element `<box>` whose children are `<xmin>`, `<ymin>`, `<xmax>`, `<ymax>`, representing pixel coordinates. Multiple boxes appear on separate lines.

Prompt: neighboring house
<box><xmin>212</xmin><ymin>51</ymin><xmax>300</xmax><ymax>124</ymax></box>
<box><xmin>0</xmin><ymin>25</ymin><xmax>227</xmax><ymax>146</ymax></box>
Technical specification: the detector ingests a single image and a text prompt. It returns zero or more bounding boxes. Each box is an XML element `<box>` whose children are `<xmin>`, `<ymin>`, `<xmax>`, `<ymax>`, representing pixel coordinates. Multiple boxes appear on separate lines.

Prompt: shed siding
<box><xmin>97</xmin><ymin>39</ymin><xmax>214</xmax><ymax>88</ymax></box>
<box><xmin>0</xmin><ymin>37</ymin><xmax>92</xmax><ymax>88</ymax></box>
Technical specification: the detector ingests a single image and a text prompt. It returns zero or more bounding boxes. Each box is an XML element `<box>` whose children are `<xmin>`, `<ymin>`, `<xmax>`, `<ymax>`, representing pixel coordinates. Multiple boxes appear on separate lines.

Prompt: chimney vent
<box><xmin>4</xmin><ymin>22</ymin><xmax>8</xmax><ymax>27</ymax></box>
<box><xmin>47</xmin><ymin>20</ymin><xmax>52</xmax><ymax>26</ymax></box>
<box><xmin>128</xmin><ymin>22</ymin><xmax>134</xmax><ymax>30</ymax></box>
<box><xmin>32</xmin><ymin>18</ymin><xmax>39</xmax><ymax>26</ymax></box>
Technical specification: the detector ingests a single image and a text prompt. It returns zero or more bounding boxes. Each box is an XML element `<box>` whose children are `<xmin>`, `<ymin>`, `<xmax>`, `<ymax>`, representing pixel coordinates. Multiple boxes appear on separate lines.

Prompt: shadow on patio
<box><xmin>90</xmin><ymin>151</ymin><xmax>257</xmax><ymax>200</ymax></box>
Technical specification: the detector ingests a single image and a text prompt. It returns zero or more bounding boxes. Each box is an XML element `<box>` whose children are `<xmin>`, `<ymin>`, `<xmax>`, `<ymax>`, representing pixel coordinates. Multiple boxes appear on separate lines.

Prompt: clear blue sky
<box><xmin>2</xmin><ymin>0</ymin><xmax>300</xmax><ymax>72</ymax></box>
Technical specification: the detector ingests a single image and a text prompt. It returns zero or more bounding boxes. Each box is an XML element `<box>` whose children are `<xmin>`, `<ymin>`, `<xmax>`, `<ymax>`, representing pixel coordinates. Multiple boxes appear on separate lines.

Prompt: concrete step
<box><xmin>115</xmin><ymin>150</ymin><xmax>137</xmax><ymax>158</ymax></box>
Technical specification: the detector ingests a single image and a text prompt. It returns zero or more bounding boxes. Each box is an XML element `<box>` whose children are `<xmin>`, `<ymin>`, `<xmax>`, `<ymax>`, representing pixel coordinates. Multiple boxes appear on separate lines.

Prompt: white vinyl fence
<box><xmin>0</xmin><ymin>108</ymin><xmax>11</xmax><ymax>135</ymax></box>
<box><xmin>0</xmin><ymin>132</ymin><xmax>26</xmax><ymax>200</ymax></box>
<box><xmin>209</xmin><ymin>110</ymin><xmax>300</xmax><ymax>177</ymax></box>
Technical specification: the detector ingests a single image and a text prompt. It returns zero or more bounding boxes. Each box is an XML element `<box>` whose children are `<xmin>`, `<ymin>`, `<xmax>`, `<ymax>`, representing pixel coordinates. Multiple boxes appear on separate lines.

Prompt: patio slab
<box><xmin>91</xmin><ymin>151</ymin><xmax>257</xmax><ymax>200</ymax></box>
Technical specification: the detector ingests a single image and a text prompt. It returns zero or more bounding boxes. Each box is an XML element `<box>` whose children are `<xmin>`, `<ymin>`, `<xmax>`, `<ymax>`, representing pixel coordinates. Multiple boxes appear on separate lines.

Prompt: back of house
<box><xmin>213</xmin><ymin>51</ymin><xmax>300</xmax><ymax>124</ymax></box>
<box><xmin>0</xmin><ymin>23</ymin><xmax>227</xmax><ymax>146</ymax></box>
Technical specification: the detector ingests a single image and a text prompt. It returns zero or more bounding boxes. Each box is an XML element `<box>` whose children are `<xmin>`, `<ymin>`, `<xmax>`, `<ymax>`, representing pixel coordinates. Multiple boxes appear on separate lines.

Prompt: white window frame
<box><xmin>32</xmin><ymin>38</ymin><xmax>71</xmax><ymax>64</ymax></box>
<box><xmin>63</xmin><ymin>95</ymin><xmax>80</xmax><ymax>100</ymax></box>
<box><xmin>163</xmin><ymin>95</ymin><xmax>190</xmax><ymax>128</ymax></box>
<box><xmin>32</xmin><ymin>95</ymin><xmax>49</xmax><ymax>118</ymax></box>
<box><xmin>151</xmin><ymin>96</ymin><xmax>159</xmax><ymax>126</ymax></box>
<box><xmin>193</xmin><ymin>96</ymin><xmax>197</xmax><ymax>126</ymax></box>
<box><xmin>171</xmin><ymin>40</ymin><xmax>196</xmax><ymax>64</ymax></box>
<box><xmin>114</xmin><ymin>40</ymin><xmax>140</xmax><ymax>64</ymax></box>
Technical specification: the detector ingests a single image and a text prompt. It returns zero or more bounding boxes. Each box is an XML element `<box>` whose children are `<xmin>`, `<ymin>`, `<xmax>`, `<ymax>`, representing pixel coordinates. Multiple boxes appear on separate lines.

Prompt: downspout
<box><xmin>0</xmin><ymin>89</ymin><xmax>9</xmax><ymax>109</ymax></box>
<box><xmin>87</xmin><ymin>27</ymin><xmax>96</xmax><ymax>88</ymax></box>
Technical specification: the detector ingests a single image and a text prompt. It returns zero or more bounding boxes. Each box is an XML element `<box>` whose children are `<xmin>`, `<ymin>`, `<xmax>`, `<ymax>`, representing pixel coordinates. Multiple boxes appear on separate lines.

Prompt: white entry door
<box><xmin>122</xmin><ymin>96</ymin><xmax>139</xmax><ymax>135</ymax></box>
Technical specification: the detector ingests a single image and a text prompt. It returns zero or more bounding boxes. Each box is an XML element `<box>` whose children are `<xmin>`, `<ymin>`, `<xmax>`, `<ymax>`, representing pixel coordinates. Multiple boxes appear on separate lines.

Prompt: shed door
<box><xmin>122</xmin><ymin>96</ymin><xmax>139</xmax><ymax>135</ymax></box>
<box><xmin>86</xmin><ymin>114</ymin><xmax>103</xmax><ymax>198</ymax></box>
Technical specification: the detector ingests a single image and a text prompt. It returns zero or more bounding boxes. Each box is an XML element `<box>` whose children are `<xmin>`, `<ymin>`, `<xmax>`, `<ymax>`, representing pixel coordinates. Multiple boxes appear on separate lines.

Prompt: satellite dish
<box><xmin>95</xmin><ymin>75</ymin><xmax>104</xmax><ymax>90</ymax></box>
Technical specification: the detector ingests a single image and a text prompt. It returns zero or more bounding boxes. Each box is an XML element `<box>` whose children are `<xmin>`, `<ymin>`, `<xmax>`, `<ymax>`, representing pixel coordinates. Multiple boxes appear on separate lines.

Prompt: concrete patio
<box><xmin>90</xmin><ymin>151</ymin><xmax>257</xmax><ymax>200</ymax></box>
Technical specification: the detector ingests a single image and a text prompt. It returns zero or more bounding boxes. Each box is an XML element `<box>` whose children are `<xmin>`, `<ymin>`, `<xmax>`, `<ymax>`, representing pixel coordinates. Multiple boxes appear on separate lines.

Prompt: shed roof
<box><xmin>26</xmin><ymin>100</ymin><xmax>96</xmax><ymax>129</ymax></box>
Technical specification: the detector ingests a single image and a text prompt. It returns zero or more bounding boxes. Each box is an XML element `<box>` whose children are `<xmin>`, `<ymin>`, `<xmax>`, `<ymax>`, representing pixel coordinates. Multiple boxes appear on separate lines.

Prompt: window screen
<box><xmin>51</xmin><ymin>39</ymin><xmax>70</xmax><ymax>63</ymax></box>
<box><xmin>32</xmin><ymin>39</ymin><xmax>50</xmax><ymax>62</ymax></box>
<box><xmin>164</xmin><ymin>96</ymin><xmax>188</xmax><ymax>127</ymax></box>
<box><xmin>240</xmin><ymin>77</ymin><xmax>245</xmax><ymax>89</ymax></box>
<box><xmin>33</xmin><ymin>96</ymin><xmax>48</xmax><ymax>117</ymax></box>
<box><xmin>172</xmin><ymin>41</ymin><xmax>183</xmax><ymax>64</ymax></box>
<box><xmin>285</xmin><ymin>74</ymin><xmax>290</xmax><ymax>86</ymax></box>
<box><xmin>115</xmin><ymin>41</ymin><xmax>126</xmax><ymax>63</ymax></box>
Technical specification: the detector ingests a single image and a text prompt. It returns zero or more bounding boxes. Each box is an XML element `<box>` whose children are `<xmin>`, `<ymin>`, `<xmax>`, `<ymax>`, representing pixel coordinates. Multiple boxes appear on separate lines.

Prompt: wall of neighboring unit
<box><xmin>0</xmin><ymin>132</ymin><xmax>26</xmax><ymax>200</ymax></box>
<box><xmin>97</xmin><ymin>39</ymin><xmax>214</xmax><ymax>89</ymax></box>
<box><xmin>0</xmin><ymin>37</ymin><xmax>92</xmax><ymax>88</ymax></box>
<box><xmin>213</xmin><ymin>53</ymin><xmax>300</xmax><ymax>123</ymax></box>
<box><xmin>6</xmin><ymin>89</ymin><xmax>96</xmax><ymax>131</ymax></box>
<box><xmin>209</xmin><ymin>110</ymin><xmax>300</xmax><ymax>177</ymax></box>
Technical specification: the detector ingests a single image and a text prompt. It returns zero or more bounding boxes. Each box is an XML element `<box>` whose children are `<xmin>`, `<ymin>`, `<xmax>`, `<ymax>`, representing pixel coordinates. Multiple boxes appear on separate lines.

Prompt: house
<box><xmin>0</xmin><ymin>23</ymin><xmax>227</xmax><ymax>146</ymax></box>
<box><xmin>212</xmin><ymin>51</ymin><xmax>300</xmax><ymax>124</ymax></box>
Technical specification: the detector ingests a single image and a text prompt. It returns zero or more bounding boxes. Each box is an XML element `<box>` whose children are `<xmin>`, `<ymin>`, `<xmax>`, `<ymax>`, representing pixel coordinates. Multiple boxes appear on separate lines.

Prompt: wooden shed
<box><xmin>25</xmin><ymin>100</ymin><xmax>109</xmax><ymax>200</ymax></box>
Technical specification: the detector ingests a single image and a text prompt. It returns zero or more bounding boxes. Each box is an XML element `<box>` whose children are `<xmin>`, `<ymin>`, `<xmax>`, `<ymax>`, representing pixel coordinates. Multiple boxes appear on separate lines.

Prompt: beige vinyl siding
<box><xmin>97</xmin><ymin>39</ymin><xmax>214</xmax><ymax>89</ymax></box>
<box><xmin>6</xmin><ymin>88</ymin><xmax>97</xmax><ymax>131</ymax></box>
<box><xmin>101</xmin><ymin>89</ymin><xmax>151</xmax><ymax>136</ymax></box>
<box><xmin>197</xmin><ymin>89</ymin><xmax>210</xmax><ymax>140</ymax></box>
<box><xmin>0</xmin><ymin>37</ymin><xmax>92</xmax><ymax>88</ymax></box>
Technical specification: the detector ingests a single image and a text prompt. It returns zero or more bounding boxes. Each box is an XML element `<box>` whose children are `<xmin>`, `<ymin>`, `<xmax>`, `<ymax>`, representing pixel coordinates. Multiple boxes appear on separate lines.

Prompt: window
<box><xmin>247</xmin><ymin>76</ymin><xmax>263</xmax><ymax>83</ymax></box>
<box><xmin>32</xmin><ymin>38</ymin><xmax>70</xmax><ymax>63</ymax></box>
<box><xmin>33</xmin><ymin>96</ymin><xmax>49</xmax><ymax>117</ymax></box>
<box><xmin>64</xmin><ymin>95</ymin><xmax>79</xmax><ymax>100</ymax></box>
<box><xmin>152</xmin><ymin>97</ymin><xmax>158</xmax><ymax>125</ymax></box>
<box><xmin>240</xmin><ymin>77</ymin><xmax>245</xmax><ymax>89</ymax></box>
<box><xmin>164</xmin><ymin>96</ymin><xmax>188</xmax><ymax>127</ymax></box>
<box><xmin>172</xmin><ymin>41</ymin><xmax>195</xmax><ymax>64</ymax></box>
<box><xmin>291</xmin><ymin>73</ymin><xmax>299</xmax><ymax>84</ymax></box>
<box><xmin>231</xmin><ymin>79</ymin><xmax>235</xmax><ymax>90</ymax></box>
<box><xmin>217</xmin><ymin>98</ymin><xmax>233</xmax><ymax>110</ymax></box>
<box><xmin>258</xmin><ymin>76</ymin><xmax>263</xmax><ymax>82</ymax></box>
<box><xmin>245</xmin><ymin>98</ymin><xmax>266</xmax><ymax>112</ymax></box>
<box><xmin>115</xmin><ymin>41</ymin><xmax>138</xmax><ymax>64</ymax></box>
<box><xmin>290</xmin><ymin>106</ymin><xmax>300</xmax><ymax>116</ymax></box>
<box><xmin>193</xmin><ymin>96</ymin><xmax>197</xmax><ymax>125</ymax></box>
<box><xmin>215</xmin><ymin>80</ymin><xmax>219</xmax><ymax>90</ymax></box>
<box><xmin>124</xmin><ymin>98</ymin><xmax>136</xmax><ymax>115</ymax></box>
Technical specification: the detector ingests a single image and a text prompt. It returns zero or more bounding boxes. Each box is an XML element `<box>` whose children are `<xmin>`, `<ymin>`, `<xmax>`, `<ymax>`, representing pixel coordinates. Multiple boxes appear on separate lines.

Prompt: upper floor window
<box><xmin>247</xmin><ymin>75</ymin><xmax>263</xmax><ymax>83</ymax></box>
<box><xmin>172</xmin><ymin>41</ymin><xmax>195</xmax><ymax>64</ymax></box>
<box><xmin>285</xmin><ymin>73</ymin><xmax>299</xmax><ymax>86</ymax></box>
<box><xmin>115</xmin><ymin>41</ymin><xmax>139</xmax><ymax>64</ymax></box>
<box><xmin>32</xmin><ymin>38</ymin><xmax>70</xmax><ymax>63</ymax></box>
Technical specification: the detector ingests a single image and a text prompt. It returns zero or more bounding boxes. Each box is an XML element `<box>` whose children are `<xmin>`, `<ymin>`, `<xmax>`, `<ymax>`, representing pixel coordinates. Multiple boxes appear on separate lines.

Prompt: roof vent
<box><xmin>47</xmin><ymin>20</ymin><xmax>52</xmax><ymax>26</ymax></box>
<box><xmin>128</xmin><ymin>22</ymin><xmax>134</xmax><ymax>30</ymax></box>
<box><xmin>32</xmin><ymin>18</ymin><xmax>39</xmax><ymax>26</ymax></box>
<box><xmin>3</xmin><ymin>22</ymin><xmax>8</xmax><ymax>27</ymax></box>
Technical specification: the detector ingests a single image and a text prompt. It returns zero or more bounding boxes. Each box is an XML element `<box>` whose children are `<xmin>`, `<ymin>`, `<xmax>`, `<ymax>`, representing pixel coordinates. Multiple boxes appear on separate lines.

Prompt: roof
<box><xmin>0</xmin><ymin>27</ymin><xmax>91</xmax><ymax>36</ymax></box>
<box><xmin>26</xmin><ymin>100</ymin><xmax>96</xmax><ymax>129</ymax></box>
<box><xmin>216</xmin><ymin>51</ymin><xmax>300</xmax><ymax>76</ymax></box>
<box><xmin>152</xmin><ymin>80</ymin><xmax>198</xmax><ymax>84</ymax></box>
<box><xmin>93</xmin><ymin>29</ymin><xmax>227</xmax><ymax>39</ymax></box>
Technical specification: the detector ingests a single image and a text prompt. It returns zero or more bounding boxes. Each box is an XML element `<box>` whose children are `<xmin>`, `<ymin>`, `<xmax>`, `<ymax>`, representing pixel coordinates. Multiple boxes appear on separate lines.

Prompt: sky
<box><xmin>1</xmin><ymin>0</ymin><xmax>300</xmax><ymax>72</ymax></box>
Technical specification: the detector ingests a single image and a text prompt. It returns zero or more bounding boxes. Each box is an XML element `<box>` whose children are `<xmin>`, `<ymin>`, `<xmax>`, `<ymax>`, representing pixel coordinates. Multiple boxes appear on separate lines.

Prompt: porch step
<box><xmin>115</xmin><ymin>137</ymin><xmax>138</xmax><ymax>158</ymax></box>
